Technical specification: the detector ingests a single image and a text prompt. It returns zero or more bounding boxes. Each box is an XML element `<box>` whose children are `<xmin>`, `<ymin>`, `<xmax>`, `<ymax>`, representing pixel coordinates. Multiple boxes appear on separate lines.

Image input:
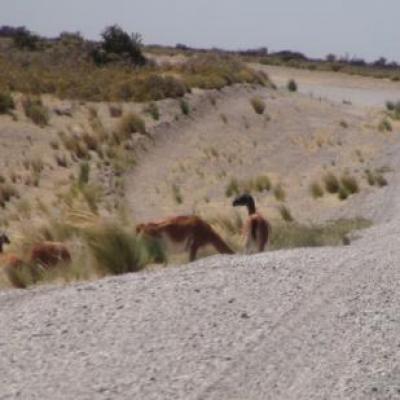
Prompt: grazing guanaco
<box><xmin>0</xmin><ymin>234</ymin><xmax>71</xmax><ymax>270</ymax></box>
<box><xmin>232</xmin><ymin>194</ymin><xmax>270</xmax><ymax>253</ymax></box>
<box><xmin>136</xmin><ymin>215</ymin><xmax>234</xmax><ymax>262</ymax></box>
<box><xmin>30</xmin><ymin>242</ymin><xmax>71</xmax><ymax>268</ymax></box>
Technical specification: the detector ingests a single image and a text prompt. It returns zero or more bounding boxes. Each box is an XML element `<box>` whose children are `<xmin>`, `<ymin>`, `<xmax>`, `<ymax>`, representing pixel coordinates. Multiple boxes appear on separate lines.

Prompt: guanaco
<box><xmin>0</xmin><ymin>234</ymin><xmax>71</xmax><ymax>270</ymax></box>
<box><xmin>232</xmin><ymin>194</ymin><xmax>270</xmax><ymax>253</ymax></box>
<box><xmin>0</xmin><ymin>232</ymin><xmax>10</xmax><ymax>253</ymax></box>
<box><xmin>0</xmin><ymin>233</ymin><xmax>23</xmax><ymax>269</ymax></box>
<box><xmin>30</xmin><ymin>242</ymin><xmax>71</xmax><ymax>268</ymax></box>
<box><xmin>136</xmin><ymin>215</ymin><xmax>234</xmax><ymax>262</ymax></box>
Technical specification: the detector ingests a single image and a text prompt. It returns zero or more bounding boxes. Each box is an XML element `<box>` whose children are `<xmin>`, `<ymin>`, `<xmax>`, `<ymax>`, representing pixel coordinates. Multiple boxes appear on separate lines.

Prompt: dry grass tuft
<box><xmin>179</xmin><ymin>99</ymin><xmax>190</xmax><ymax>116</ymax></box>
<box><xmin>109</xmin><ymin>105</ymin><xmax>123</xmax><ymax>118</ymax></box>
<box><xmin>0</xmin><ymin>183</ymin><xmax>19</xmax><ymax>207</ymax></box>
<box><xmin>323</xmin><ymin>172</ymin><xmax>340</xmax><ymax>194</ymax></box>
<box><xmin>340</xmin><ymin>174</ymin><xmax>359</xmax><ymax>194</ymax></box>
<box><xmin>143</xmin><ymin>102</ymin><xmax>160</xmax><ymax>120</ymax></box>
<box><xmin>85</xmin><ymin>223</ymin><xmax>158</xmax><ymax>275</ymax></box>
<box><xmin>225</xmin><ymin>178</ymin><xmax>240</xmax><ymax>197</ymax></box>
<box><xmin>270</xmin><ymin>218</ymin><xmax>371</xmax><ymax>250</ymax></box>
<box><xmin>250</xmin><ymin>96</ymin><xmax>266</xmax><ymax>115</ymax></box>
<box><xmin>22</xmin><ymin>97</ymin><xmax>49</xmax><ymax>127</ymax></box>
<box><xmin>0</xmin><ymin>91</ymin><xmax>15</xmax><ymax>114</ymax></box>
<box><xmin>279</xmin><ymin>205</ymin><xmax>294</xmax><ymax>222</ymax></box>
<box><xmin>116</xmin><ymin>113</ymin><xmax>146</xmax><ymax>140</ymax></box>
<box><xmin>378</xmin><ymin>118</ymin><xmax>392</xmax><ymax>132</ymax></box>
<box><xmin>254</xmin><ymin>175</ymin><xmax>271</xmax><ymax>192</ymax></box>
<box><xmin>172</xmin><ymin>184</ymin><xmax>183</xmax><ymax>204</ymax></box>
<box><xmin>310</xmin><ymin>182</ymin><xmax>324</xmax><ymax>198</ymax></box>
<box><xmin>287</xmin><ymin>79</ymin><xmax>298</xmax><ymax>92</ymax></box>
<box><xmin>273</xmin><ymin>183</ymin><xmax>286</xmax><ymax>201</ymax></box>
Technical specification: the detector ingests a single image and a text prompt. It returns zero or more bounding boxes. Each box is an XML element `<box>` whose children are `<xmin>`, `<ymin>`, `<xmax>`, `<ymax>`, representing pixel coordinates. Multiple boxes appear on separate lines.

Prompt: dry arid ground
<box><xmin>1</xmin><ymin>63</ymin><xmax>400</xmax><ymax>399</ymax></box>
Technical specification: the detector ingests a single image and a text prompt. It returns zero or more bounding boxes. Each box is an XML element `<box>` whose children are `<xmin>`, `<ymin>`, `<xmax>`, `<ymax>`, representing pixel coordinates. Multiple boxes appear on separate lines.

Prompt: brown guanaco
<box><xmin>30</xmin><ymin>242</ymin><xmax>71</xmax><ymax>268</ymax></box>
<box><xmin>0</xmin><ymin>234</ymin><xmax>71</xmax><ymax>270</ymax></box>
<box><xmin>0</xmin><ymin>233</ymin><xmax>23</xmax><ymax>269</ymax></box>
<box><xmin>136</xmin><ymin>215</ymin><xmax>234</xmax><ymax>262</ymax></box>
<box><xmin>233</xmin><ymin>194</ymin><xmax>270</xmax><ymax>253</ymax></box>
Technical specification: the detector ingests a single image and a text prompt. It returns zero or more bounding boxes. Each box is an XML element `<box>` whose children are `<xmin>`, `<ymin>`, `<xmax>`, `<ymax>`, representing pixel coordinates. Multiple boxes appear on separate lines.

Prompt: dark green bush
<box><xmin>22</xmin><ymin>97</ymin><xmax>49</xmax><ymax>127</ymax></box>
<box><xmin>13</xmin><ymin>27</ymin><xmax>40</xmax><ymax>50</ymax></box>
<box><xmin>0</xmin><ymin>92</ymin><xmax>15</xmax><ymax>114</ymax></box>
<box><xmin>93</xmin><ymin>25</ymin><xmax>146</xmax><ymax>66</ymax></box>
<box><xmin>287</xmin><ymin>79</ymin><xmax>298</xmax><ymax>92</ymax></box>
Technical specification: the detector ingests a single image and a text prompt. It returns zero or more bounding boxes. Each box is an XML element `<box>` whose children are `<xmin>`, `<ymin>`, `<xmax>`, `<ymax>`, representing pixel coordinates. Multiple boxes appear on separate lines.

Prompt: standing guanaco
<box><xmin>233</xmin><ymin>194</ymin><xmax>270</xmax><ymax>253</ymax></box>
<box><xmin>136</xmin><ymin>215</ymin><xmax>234</xmax><ymax>262</ymax></box>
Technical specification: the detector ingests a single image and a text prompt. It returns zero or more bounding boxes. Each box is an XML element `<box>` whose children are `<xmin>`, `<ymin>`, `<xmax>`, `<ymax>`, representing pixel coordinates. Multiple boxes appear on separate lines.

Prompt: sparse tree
<box><xmin>13</xmin><ymin>27</ymin><xmax>40</xmax><ymax>50</ymax></box>
<box><xmin>93</xmin><ymin>25</ymin><xmax>146</xmax><ymax>66</ymax></box>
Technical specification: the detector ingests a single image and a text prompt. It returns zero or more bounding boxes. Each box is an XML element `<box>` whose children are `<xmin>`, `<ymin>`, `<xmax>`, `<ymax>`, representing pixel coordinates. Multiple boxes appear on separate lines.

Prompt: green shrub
<box><xmin>254</xmin><ymin>175</ymin><xmax>271</xmax><ymax>192</ymax></box>
<box><xmin>338</xmin><ymin>187</ymin><xmax>349</xmax><ymax>201</ymax></box>
<box><xmin>323</xmin><ymin>172</ymin><xmax>340</xmax><ymax>193</ymax></box>
<box><xmin>180</xmin><ymin>99</ymin><xmax>190</xmax><ymax>115</ymax></box>
<box><xmin>386</xmin><ymin>101</ymin><xmax>395</xmax><ymax>111</ymax></box>
<box><xmin>279</xmin><ymin>205</ymin><xmax>294</xmax><ymax>222</ymax></box>
<box><xmin>0</xmin><ymin>92</ymin><xmax>15</xmax><ymax>114</ymax></box>
<box><xmin>0</xmin><ymin>183</ymin><xmax>19</xmax><ymax>207</ymax></box>
<box><xmin>340</xmin><ymin>175</ymin><xmax>359</xmax><ymax>194</ymax></box>
<box><xmin>85</xmin><ymin>224</ymin><xmax>150</xmax><ymax>275</ymax></box>
<box><xmin>273</xmin><ymin>183</ymin><xmax>286</xmax><ymax>201</ymax></box>
<box><xmin>144</xmin><ymin>102</ymin><xmax>160</xmax><ymax>120</ymax></box>
<box><xmin>385</xmin><ymin>100</ymin><xmax>400</xmax><ymax>120</ymax></box>
<box><xmin>116</xmin><ymin>113</ymin><xmax>146</xmax><ymax>140</ymax></box>
<box><xmin>270</xmin><ymin>218</ymin><xmax>371</xmax><ymax>250</ymax></box>
<box><xmin>287</xmin><ymin>79</ymin><xmax>298</xmax><ymax>92</ymax></box>
<box><xmin>378</xmin><ymin>118</ymin><xmax>392</xmax><ymax>132</ymax></box>
<box><xmin>250</xmin><ymin>96</ymin><xmax>266</xmax><ymax>115</ymax></box>
<box><xmin>78</xmin><ymin>162</ymin><xmax>90</xmax><ymax>187</ymax></box>
<box><xmin>5</xmin><ymin>263</ymin><xmax>38</xmax><ymax>289</ymax></box>
<box><xmin>13</xmin><ymin>27</ymin><xmax>40</xmax><ymax>50</ymax></box>
<box><xmin>225</xmin><ymin>178</ymin><xmax>240</xmax><ymax>197</ymax></box>
<box><xmin>365</xmin><ymin>169</ymin><xmax>375</xmax><ymax>186</ymax></box>
<box><xmin>22</xmin><ymin>97</ymin><xmax>49</xmax><ymax>127</ymax></box>
<box><xmin>172</xmin><ymin>184</ymin><xmax>183</xmax><ymax>204</ymax></box>
<box><xmin>310</xmin><ymin>182</ymin><xmax>324</xmax><ymax>198</ymax></box>
<box><xmin>93</xmin><ymin>25</ymin><xmax>146</xmax><ymax>66</ymax></box>
<box><xmin>134</xmin><ymin>75</ymin><xmax>187</xmax><ymax>102</ymax></box>
<box><xmin>61</xmin><ymin>134</ymin><xmax>90</xmax><ymax>159</ymax></box>
<box><xmin>376</xmin><ymin>174</ymin><xmax>388</xmax><ymax>187</ymax></box>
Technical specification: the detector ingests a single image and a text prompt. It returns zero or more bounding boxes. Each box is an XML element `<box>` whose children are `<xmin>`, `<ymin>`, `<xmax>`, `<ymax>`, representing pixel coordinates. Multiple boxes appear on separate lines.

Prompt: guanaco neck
<box><xmin>246</xmin><ymin>200</ymin><xmax>256</xmax><ymax>215</ymax></box>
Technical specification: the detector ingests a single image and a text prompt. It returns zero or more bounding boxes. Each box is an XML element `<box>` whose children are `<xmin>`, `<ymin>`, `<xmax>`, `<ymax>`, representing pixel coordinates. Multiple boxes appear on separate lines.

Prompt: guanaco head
<box><xmin>0</xmin><ymin>232</ymin><xmax>10</xmax><ymax>253</ymax></box>
<box><xmin>232</xmin><ymin>194</ymin><xmax>256</xmax><ymax>215</ymax></box>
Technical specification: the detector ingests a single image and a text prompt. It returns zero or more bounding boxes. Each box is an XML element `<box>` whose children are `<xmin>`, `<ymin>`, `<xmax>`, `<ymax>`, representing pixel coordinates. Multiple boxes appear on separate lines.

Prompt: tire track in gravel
<box><xmin>191</xmin><ymin>248</ymin><xmax>390</xmax><ymax>400</ymax></box>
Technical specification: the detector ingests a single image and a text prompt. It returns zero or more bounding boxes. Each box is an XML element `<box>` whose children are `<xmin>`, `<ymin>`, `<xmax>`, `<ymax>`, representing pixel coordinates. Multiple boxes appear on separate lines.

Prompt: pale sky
<box><xmin>2</xmin><ymin>0</ymin><xmax>400</xmax><ymax>62</ymax></box>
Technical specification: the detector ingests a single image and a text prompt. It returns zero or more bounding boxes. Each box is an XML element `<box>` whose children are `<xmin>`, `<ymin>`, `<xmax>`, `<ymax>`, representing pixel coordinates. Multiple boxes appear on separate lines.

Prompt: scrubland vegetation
<box><xmin>0</xmin><ymin>25</ymin><xmax>387</xmax><ymax>291</ymax></box>
<box><xmin>210</xmin><ymin>211</ymin><xmax>370</xmax><ymax>253</ymax></box>
<box><xmin>258</xmin><ymin>51</ymin><xmax>400</xmax><ymax>81</ymax></box>
<box><xmin>0</xmin><ymin>26</ymin><xmax>271</xmax><ymax>103</ymax></box>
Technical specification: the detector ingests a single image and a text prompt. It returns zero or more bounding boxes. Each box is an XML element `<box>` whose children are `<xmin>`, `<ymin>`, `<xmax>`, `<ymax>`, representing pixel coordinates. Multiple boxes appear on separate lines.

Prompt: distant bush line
<box><xmin>0</xmin><ymin>25</ymin><xmax>271</xmax><ymax>103</ymax></box>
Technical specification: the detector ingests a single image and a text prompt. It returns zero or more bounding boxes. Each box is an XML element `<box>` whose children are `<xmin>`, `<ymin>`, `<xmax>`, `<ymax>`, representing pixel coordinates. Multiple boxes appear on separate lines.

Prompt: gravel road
<box><xmin>1</xmin><ymin>211</ymin><xmax>400</xmax><ymax>399</ymax></box>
